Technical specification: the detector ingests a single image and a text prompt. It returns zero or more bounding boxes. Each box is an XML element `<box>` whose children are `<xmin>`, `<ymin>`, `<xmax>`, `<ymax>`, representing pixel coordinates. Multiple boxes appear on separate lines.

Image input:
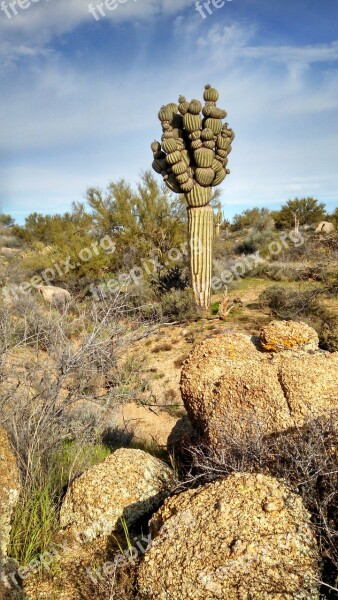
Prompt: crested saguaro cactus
<box><xmin>151</xmin><ymin>85</ymin><xmax>234</xmax><ymax>310</ymax></box>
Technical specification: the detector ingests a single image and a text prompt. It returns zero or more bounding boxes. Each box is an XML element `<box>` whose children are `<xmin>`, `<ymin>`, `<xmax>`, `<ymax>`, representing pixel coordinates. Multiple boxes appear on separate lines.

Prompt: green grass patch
<box><xmin>211</xmin><ymin>302</ymin><xmax>220</xmax><ymax>315</ymax></box>
<box><xmin>9</xmin><ymin>441</ymin><xmax>112</xmax><ymax>565</ymax></box>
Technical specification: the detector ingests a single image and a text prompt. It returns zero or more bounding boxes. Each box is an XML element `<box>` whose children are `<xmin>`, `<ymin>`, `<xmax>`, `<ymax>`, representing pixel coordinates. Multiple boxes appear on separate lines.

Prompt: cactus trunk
<box><xmin>187</xmin><ymin>205</ymin><xmax>214</xmax><ymax>310</ymax></box>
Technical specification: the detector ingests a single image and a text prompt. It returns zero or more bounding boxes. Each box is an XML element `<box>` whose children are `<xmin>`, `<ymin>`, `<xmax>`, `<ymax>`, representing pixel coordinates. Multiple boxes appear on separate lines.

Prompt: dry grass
<box><xmin>181</xmin><ymin>413</ymin><xmax>338</xmax><ymax>598</ymax></box>
<box><xmin>173</xmin><ymin>354</ymin><xmax>189</xmax><ymax>368</ymax></box>
<box><xmin>151</xmin><ymin>342</ymin><xmax>173</xmax><ymax>353</ymax></box>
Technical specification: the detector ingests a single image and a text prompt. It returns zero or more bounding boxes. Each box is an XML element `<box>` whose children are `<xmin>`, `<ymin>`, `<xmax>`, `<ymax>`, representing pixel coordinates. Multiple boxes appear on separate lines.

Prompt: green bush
<box><xmin>0</xmin><ymin>214</ymin><xmax>15</xmax><ymax>227</ymax></box>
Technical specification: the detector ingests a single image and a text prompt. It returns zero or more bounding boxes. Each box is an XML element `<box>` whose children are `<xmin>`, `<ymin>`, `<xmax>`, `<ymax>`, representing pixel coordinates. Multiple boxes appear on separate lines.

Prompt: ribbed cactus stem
<box><xmin>187</xmin><ymin>205</ymin><xmax>214</xmax><ymax>311</ymax></box>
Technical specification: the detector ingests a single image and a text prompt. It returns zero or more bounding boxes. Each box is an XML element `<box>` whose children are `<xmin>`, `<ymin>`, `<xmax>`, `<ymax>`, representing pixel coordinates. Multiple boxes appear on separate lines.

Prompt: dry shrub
<box><xmin>173</xmin><ymin>354</ymin><xmax>189</xmax><ymax>368</ymax></box>
<box><xmin>160</xmin><ymin>289</ymin><xmax>198</xmax><ymax>322</ymax></box>
<box><xmin>320</xmin><ymin>316</ymin><xmax>338</xmax><ymax>352</ymax></box>
<box><xmin>151</xmin><ymin>342</ymin><xmax>173</xmax><ymax>353</ymax></box>
<box><xmin>73</xmin><ymin>559</ymin><xmax>138</xmax><ymax>600</ymax></box>
<box><xmin>0</xmin><ymin>294</ymin><xmax>146</xmax><ymax>566</ymax></box>
<box><xmin>164</xmin><ymin>388</ymin><xmax>178</xmax><ymax>403</ymax></box>
<box><xmin>259</xmin><ymin>285</ymin><xmax>322</xmax><ymax>319</ymax></box>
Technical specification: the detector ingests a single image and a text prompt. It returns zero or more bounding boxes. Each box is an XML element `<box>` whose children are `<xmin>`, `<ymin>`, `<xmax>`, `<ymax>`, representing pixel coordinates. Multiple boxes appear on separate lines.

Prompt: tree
<box><xmin>86</xmin><ymin>172</ymin><xmax>187</xmax><ymax>274</ymax></box>
<box><xmin>273</xmin><ymin>198</ymin><xmax>326</xmax><ymax>230</ymax></box>
<box><xmin>0</xmin><ymin>213</ymin><xmax>15</xmax><ymax>227</ymax></box>
<box><xmin>14</xmin><ymin>208</ymin><xmax>93</xmax><ymax>245</ymax></box>
<box><xmin>86</xmin><ymin>180</ymin><xmax>138</xmax><ymax>239</ymax></box>
<box><xmin>135</xmin><ymin>171</ymin><xmax>186</xmax><ymax>262</ymax></box>
<box><xmin>231</xmin><ymin>208</ymin><xmax>273</xmax><ymax>232</ymax></box>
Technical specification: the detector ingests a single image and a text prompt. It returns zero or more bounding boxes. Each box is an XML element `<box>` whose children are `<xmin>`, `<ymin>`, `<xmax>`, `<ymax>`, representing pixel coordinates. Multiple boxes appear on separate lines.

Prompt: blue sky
<box><xmin>0</xmin><ymin>0</ymin><xmax>337</xmax><ymax>224</ymax></box>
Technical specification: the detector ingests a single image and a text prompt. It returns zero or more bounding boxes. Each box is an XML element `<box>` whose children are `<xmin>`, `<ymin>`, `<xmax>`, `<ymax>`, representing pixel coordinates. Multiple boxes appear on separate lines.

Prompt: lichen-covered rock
<box><xmin>277</xmin><ymin>352</ymin><xmax>338</xmax><ymax>421</ymax></box>
<box><xmin>0</xmin><ymin>427</ymin><xmax>21</xmax><ymax>567</ymax></box>
<box><xmin>60</xmin><ymin>449</ymin><xmax>175</xmax><ymax>541</ymax></box>
<box><xmin>181</xmin><ymin>327</ymin><xmax>338</xmax><ymax>449</ymax></box>
<box><xmin>137</xmin><ymin>473</ymin><xmax>319</xmax><ymax>599</ymax></box>
<box><xmin>260</xmin><ymin>320</ymin><xmax>319</xmax><ymax>352</ymax></box>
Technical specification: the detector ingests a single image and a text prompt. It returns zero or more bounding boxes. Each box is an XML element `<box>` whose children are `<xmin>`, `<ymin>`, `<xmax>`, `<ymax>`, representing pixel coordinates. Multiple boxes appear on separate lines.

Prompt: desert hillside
<box><xmin>0</xmin><ymin>198</ymin><xmax>337</xmax><ymax>599</ymax></box>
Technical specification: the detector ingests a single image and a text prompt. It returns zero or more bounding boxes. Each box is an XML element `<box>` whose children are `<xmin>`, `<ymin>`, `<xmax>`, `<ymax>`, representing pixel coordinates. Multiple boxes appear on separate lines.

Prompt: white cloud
<box><xmin>1</xmin><ymin>17</ymin><xmax>337</xmax><ymax>219</ymax></box>
<box><xmin>0</xmin><ymin>0</ymin><xmax>193</xmax><ymax>37</ymax></box>
<box><xmin>196</xmin><ymin>23</ymin><xmax>338</xmax><ymax>66</ymax></box>
<box><xmin>0</xmin><ymin>0</ymin><xmax>196</xmax><ymax>70</ymax></box>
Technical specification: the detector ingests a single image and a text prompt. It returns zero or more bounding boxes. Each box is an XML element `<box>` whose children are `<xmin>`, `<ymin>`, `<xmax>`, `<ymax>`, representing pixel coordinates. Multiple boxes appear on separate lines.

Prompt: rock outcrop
<box><xmin>315</xmin><ymin>221</ymin><xmax>335</xmax><ymax>234</ymax></box>
<box><xmin>0</xmin><ymin>427</ymin><xmax>21</xmax><ymax>567</ymax></box>
<box><xmin>0</xmin><ymin>248</ymin><xmax>20</xmax><ymax>258</ymax></box>
<box><xmin>260</xmin><ymin>319</ymin><xmax>319</xmax><ymax>352</ymax></box>
<box><xmin>60</xmin><ymin>448</ymin><xmax>175</xmax><ymax>542</ymax></box>
<box><xmin>181</xmin><ymin>321</ymin><xmax>337</xmax><ymax>449</ymax></box>
<box><xmin>137</xmin><ymin>473</ymin><xmax>319</xmax><ymax>599</ymax></box>
<box><xmin>37</xmin><ymin>285</ymin><xmax>71</xmax><ymax>308</ymax></box>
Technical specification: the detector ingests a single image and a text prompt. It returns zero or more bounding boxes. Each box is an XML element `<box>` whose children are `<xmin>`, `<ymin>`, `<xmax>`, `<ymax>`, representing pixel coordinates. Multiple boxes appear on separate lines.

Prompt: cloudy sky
<box><xmin>0</xmin><ymin>0</ymin><xmax>337</xmax><ymax>223</ymax></box>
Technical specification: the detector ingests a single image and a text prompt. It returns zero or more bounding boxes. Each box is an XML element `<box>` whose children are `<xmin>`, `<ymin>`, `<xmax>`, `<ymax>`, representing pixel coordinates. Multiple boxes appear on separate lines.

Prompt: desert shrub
<box><xmin>160</xmin><ymin>289</ymin><xmax>198</xmax><ymax>322</ymax></box>
<box><xmin>236</xmin><ymin>230</ymin><xmax>274</xmax><ymax>255</ymax></box>
<box><xmin>329</xmin><ymin>208</ymin><xmax>338</xmax><ymax>227</ymax></box>
<box><xmin>18</xmin><ymin>236</ymin><xmax>113</xmax><ymax>290</ymax></box>
<box><xmin>212</xmin><ymin>237</ymin><xmax>237</xmax><ymax>267</ymax></box>
<box><xmin>1</xmin><ymin>298</ymin><xmax>145</xmax><ymax>566</ymax></box>
<box><xmin>183</xmin><ymin>413</ymin><xmax>338</xmax><ymax>598</ymax></box>
<box><xmin>90</xmin><ymin>279</ymin><xmax>162</xmax><ymax>323</ymax></box>
<box><xmin>0</xmin><ymin>214</ymin><xmax>15</xmax><ymax>228</ymax></box>
<box><xmin>231</xmin><ymin>208</ymin><xmax>274</xmax><ymax>232</ymax></box>
<box><xmin>0</xmin><ymin>233</ymin><xmax>21</xmax><ymax>248</ymax></box>
<box><xmin>272</xmin><ymin>197</ymin><xmax>326</xmax><ymax>230</ymax></box>
<box><xmin>236</xmin><ymin>237</ymin><xmax>260</xmax><ymax>255</ymax></box>
<box><xmin>151</xmin><ymin>342</ymin><xmax>173</xmax><ymax>353</ymax></box>
<box><xmin>260</xmin><ymin>263</ymin><xmax>324</xmax><ymax>283</ymax></box>
<box><xmin>320</xmin><ymin>315</ymin><xmax>338</xmax><ymax>352</ymax></box>
<box><xmin>2</xmin><ymin>295</ymin><xmax>75</xmax><ymax>351</ymax></box>
<box><xmin>259</xmin><ymin>285</ymin><xmax>322</xmax><ymax>318</ymax></box>
<box><xmin>80</xmin><ymin>559</ymin><xmax>138</xmax><ymax>600</ymax></box>
<box><xmin>152</xmin><ymin>265</ymin><xmax>189</xmax><ymax>293</ymax></box>
<box><xmin>319</xmin><ymin>266</ymin><xmax>338</xmax><ymax>297</ymax></box>
<box><xmin>266</xmin><ymin>231</ymin><xmax>337</xmax><ymax>265</ymax></box>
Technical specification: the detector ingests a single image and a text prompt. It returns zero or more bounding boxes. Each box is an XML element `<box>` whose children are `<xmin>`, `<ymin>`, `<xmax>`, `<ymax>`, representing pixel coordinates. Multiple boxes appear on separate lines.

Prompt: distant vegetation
<box><xmin>1</xmin><ymin>181</ymin><xmax>337</xmax><ymax>332</ymax></box>
<box><xmin>2</xmin><ymin>178</ymin><xmax>336</xmax><ymax>293</ymax></box>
